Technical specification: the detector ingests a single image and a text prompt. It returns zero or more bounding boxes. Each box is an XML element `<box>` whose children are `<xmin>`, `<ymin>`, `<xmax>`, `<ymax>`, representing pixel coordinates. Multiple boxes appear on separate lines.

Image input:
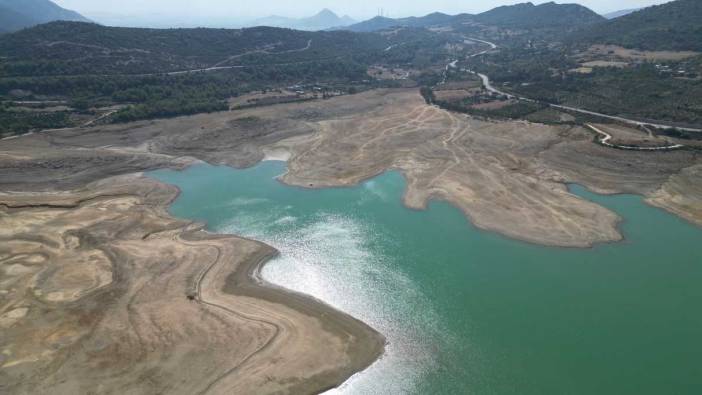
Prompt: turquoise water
<box><xmin>151</xmin><ymin>162</ymin><xmax>702</xmax><ymax>395</ymax></box>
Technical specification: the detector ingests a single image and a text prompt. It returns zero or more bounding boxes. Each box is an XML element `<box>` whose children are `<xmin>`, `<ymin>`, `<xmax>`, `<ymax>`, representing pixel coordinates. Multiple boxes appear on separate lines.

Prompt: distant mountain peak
<box><xmin>316</xmin><ymin>9</ymin><xmax>338</xmax><ymax>17</ymax></box>
<box><xmin>249</xmin><ymin>9</ymin><xmax>354</xmax><ymax>31</ymax></box>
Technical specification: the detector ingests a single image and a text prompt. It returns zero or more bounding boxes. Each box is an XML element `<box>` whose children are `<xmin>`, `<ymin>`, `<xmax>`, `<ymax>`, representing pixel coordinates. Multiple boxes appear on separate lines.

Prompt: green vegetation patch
<box><xmin>0</xmin><ymin>106</ymin><xmax>71</xmax><ymax>137</ymax></box>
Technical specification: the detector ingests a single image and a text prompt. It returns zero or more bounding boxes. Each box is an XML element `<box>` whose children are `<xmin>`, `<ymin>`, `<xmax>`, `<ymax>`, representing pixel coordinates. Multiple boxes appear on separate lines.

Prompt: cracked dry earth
<box><xmin>1</xmin><ymin>88</ymin><xmax>701</xmax><ymax>393</ymax></box>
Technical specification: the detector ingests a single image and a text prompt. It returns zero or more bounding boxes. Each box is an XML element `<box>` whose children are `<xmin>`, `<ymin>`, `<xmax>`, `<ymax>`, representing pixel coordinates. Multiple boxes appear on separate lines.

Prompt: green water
<box><xmin>151</xmin><ymin>162</ymin><xmax>702</xmax><ymax>395</ymax></box>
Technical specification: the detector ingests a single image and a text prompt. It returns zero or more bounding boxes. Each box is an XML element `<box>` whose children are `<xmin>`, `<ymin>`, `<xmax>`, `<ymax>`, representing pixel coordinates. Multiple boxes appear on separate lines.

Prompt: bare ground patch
<box><xmin>585</xmin><ymin>44</ymin><xmax>699</xmax><ymax>62</ymax></box>
<box><xmin>1</xmin><ymin>88</ymin><xmax>701</xmax><ymax>393</ymax></box>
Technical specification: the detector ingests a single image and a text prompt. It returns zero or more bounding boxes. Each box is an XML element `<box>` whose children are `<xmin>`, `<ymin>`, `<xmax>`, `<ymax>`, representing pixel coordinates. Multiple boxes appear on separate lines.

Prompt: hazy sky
<box><xmin>54</xmin><ymin>0</ymin><xmax>671</xmax><ymax>22</ymax></box>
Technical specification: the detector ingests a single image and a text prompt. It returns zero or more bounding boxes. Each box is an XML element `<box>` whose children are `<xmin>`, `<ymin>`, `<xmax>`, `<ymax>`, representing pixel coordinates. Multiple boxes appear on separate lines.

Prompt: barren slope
<box><xmin>1</xmin><ymin>88</ymin><xmax>700</xmax><ymax>393</ymax></box>
<box><xmin>0</xmin><ymin>174</ymin><xmax>383</xmax><ymax>394</ymax></box>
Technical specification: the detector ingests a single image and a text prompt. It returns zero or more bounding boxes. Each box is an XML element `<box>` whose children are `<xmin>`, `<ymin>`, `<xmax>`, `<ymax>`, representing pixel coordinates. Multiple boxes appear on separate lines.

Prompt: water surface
<box><xmin>151</xmin><ymin>162</ymin><xmax>702</xmax><ymax>394</ymax></box>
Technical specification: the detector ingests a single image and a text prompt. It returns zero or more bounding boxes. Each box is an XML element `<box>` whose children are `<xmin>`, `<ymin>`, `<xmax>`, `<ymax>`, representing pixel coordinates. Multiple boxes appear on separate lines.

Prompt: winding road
<box><xmin>463</xmin><ymin>37</ymin><xmax>702</xmax><ymax>134</ymax></box>
<box><xmin>210</xmin><ymin>39</ymin><xmax>313</xmax><ymax>68</ymax></box>
<box><xmin>585</xmin><ymin>123</ymin><xmax>685</xmax><ymax>151</ymax></box>
<box><xmin>163</xmin><ymin>39</ymin><xmax>316</xmax><ymax>76</ymax></box>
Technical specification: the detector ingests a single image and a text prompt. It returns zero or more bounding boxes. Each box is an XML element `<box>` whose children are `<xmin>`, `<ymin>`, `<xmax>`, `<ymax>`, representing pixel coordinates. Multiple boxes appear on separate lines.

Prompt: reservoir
<box><xmin>150</xmin><ymin>161</ymin><xmax>702</xmax><ymax>394</ymax></box>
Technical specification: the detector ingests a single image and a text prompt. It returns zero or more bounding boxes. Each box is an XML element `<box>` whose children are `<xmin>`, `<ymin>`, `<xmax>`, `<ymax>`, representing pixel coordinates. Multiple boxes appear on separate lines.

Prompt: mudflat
<box><xmin>1</xmin><ymin>88</ymin><xmax>700</xmax><ymax>393</ymax></box>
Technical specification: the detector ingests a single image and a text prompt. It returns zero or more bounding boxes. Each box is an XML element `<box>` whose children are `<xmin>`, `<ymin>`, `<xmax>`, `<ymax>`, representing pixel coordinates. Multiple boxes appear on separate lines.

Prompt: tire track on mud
<box><xmin>178</xmin><ymin>237</ymin><xmax>283</xmax><ymax>395</ymax></box>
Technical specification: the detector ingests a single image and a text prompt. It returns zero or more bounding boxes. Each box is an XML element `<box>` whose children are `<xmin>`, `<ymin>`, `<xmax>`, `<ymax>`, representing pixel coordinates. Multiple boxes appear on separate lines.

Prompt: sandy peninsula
<box><xmin>0</xmin><ymin>173</ymin><xmax>383</xmax><ymax>394</ymax></box>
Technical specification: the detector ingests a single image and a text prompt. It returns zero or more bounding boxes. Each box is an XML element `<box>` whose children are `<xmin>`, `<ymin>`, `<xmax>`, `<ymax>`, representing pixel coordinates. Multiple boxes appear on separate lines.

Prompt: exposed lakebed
<box><xmin>151</xmin><ymin>161</ymin><xmax>702</xmax><ymax>394</ymax></box>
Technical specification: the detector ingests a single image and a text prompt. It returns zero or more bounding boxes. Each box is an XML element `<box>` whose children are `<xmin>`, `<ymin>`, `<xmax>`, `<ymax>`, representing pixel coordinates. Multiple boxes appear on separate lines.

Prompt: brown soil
<box><xmin>1</xmin><ymin>88</ymin><xmax>701</xmax><ymax>393</ymax></box>
<box><xmin>0</xmin><ymin>175</ymin><xmax>383</xmax><ymax>394</ymax></box>
<box><xmin>433</xmin><ymin>89</ymin><xmax>474</xmax><ymax>102</ymax></box>
<box><xmin>470</xmin><ymin>99</ymin><xmax>517</xmax><ymax>110</ymax></box>
<box><xmin>591</xmin><ymin>123</ymin><xmax>674</xmax><ymax>147</ymax></box>
<box><xmin>584</xmin><ymin>45</ymin><xmax>700</xmax><ymax>62</ymax></box>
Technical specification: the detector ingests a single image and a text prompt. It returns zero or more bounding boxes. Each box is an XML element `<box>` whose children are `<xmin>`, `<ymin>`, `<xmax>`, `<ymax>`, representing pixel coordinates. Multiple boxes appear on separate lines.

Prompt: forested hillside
<box><xmin>0</xmin><ymin>22</ymin><xmax>388</xmax><ymax>76</ymax></box>
<box><xmin>0</xmin><ymin>21</ymin><xmax>453</xmax><ymax>133</ymax></box>
<box><xmin>571</xmin><ymin>0</ymin><xmax>702</xmax><ymax>51</ymax></box>
<box><xmin>344</xmin><ymin>12</ymin><xmax>460</xmax><ymax>32</ymax></box>
<box><xmin>345</xmin><ymin>2</ymin><xmax>603</xmax><ymax>33</ymax></box>
<box><xmin>3</xmin><ymin>0</ymin><xmax>700</xmax><ymax>136</ymax></box>
<box><xmin>474</xmin><ymin>1</ymin><xmax>605</xmax><ymax>29</ymax></box>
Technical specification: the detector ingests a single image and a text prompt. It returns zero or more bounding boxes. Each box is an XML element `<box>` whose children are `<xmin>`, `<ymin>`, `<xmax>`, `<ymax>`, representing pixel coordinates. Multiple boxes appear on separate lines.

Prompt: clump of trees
<box><xmin>466</xmin><ymin>47</ymin><xmax>702</xmax><ymax>126</ymax></box>
<box><xmin>0</xmin><ymin>105</ymin><xmax>71</xmax><ymax>137</ymax></box>
<box><xmin>111</xmin><ymin>100</ymin><xmax>228</xmax><ymax>123</ymax></box>
<box><xmin>420</xmin><ymin>87</ymin><xmax>435</xmax><ymax>104</ymax></box>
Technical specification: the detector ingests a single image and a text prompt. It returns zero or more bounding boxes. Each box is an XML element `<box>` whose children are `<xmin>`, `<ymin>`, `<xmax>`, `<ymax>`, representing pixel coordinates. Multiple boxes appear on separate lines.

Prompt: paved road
<box><xmin>464</xmin><ymin>38</ymin><xmax>702</xmax><ymax>133</ymax></box>
<box><xmin>440</xmin><ymin>60</ymin><xmax>459</xmax><ymax>84</ymax></box>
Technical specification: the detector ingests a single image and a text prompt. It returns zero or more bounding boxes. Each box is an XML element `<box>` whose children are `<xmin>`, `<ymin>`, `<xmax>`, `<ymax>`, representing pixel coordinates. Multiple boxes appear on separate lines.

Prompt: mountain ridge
<box><xmin>343</xmin><ymin>1</ymin><xmax>604</xmax><ymax>32</ymax></box>
<box><xmin>474</xmin><ymin>1</ymin><xmax>605</xmax><ymax>28</ymax></box>
<box><xmin>572</xmin><ymin>0</ymin><xmax>702</xmax><ymax>51</ymax></box>
<box><xmin>342</xmin><ymin>12</ymin><xmax>464</xmax><ymax>32</ymax></box>
<box><xmin>0</xmin><ymin>0</ymin><xmax>90</xmax><ymax>33</ymax></box>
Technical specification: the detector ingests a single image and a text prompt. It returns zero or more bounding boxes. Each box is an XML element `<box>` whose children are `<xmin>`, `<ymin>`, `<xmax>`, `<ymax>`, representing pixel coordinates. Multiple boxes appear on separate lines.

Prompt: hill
<box><xmin>250</xmin><ymin>9</ymin><xmax>355</xmax><ymax>31</ymax></box>
<box><xmin>473</xmin><ymin>2</ymin><xmax>605</xmax><ymax>29</ymax></box>
<box><xmin>602</xmin><ymin>8</ymin><xmax>642</xmax><ymax>19</ymax></box>
<box><xmin>0</xmin><ymin>0</ymin><xmax>89</xmax><ymax>33</ymax></box>
<box><xmin>0</xmin><ymin>21</ymin><xmax>391</xmax><ymax>75</ymax></box>
<box><xmin>343</xmin><ymin>16</ymin><xmax>398</xmax><ymax>32</ymax></box>
<box><xmin>345</xmin><ymin>2</ymin><xmax>603</xmax><ymax>33</ymax></box>
<box><xmin>343</xmin><ymin>12</ymin><xmax>459</xmax><ymax>32</ymax></box>
<box><xmin>0</xmin><ymin>21</ymin><xmax>456</xmax><ymax>133</ymax></box>
<box><xmin>572</xmin><ymin>0</ymin><xmax>702</xmax><ymax>51</ymax></box>
<box><xmin>0</xmin><ymin>21</ymin><xmax>434</xmax><ymax>130</ymax></box>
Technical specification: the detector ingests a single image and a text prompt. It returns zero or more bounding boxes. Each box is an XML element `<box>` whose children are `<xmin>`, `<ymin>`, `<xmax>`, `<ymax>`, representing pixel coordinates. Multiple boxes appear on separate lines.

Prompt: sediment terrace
<box><xmin>1</xmin><ymin>88</ymin><xmax>700</xmax><ymax>393</ymax></box>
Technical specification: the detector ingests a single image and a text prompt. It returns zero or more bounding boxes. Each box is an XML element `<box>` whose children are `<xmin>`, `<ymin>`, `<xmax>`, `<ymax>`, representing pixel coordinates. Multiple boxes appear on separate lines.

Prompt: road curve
<box><xmin>464</xmin><ymin>38</ymin><xmax>702</xmax><ymax>133</ymax></box>
<box><xmin>585</xmin><ymin>123</ymin><xmax>685</xmax><ymax>151</ymax></box>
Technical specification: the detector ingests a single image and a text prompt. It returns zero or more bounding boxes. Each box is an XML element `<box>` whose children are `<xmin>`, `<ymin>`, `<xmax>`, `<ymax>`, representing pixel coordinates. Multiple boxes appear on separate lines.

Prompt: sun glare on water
<box><xmin>217</xmin><ymin>194</ymin><xmax>447</xmax><ymax>393</ymax></box>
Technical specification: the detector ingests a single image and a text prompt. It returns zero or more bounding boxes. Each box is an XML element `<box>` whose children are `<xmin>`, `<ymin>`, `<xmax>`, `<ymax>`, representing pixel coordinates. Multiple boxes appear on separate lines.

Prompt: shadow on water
<box><xmin>150</xmin><ymin>161</ymin><xmax>702</xmax><ymax>395</ymax></box>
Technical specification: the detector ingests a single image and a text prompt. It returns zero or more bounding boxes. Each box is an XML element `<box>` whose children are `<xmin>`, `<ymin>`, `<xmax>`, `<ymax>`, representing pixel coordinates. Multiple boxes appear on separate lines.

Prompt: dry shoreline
<box><xmin>276</xmin><ymin>164</ymin><xmax>625</xmax><ymax>249</ymax></box>
<box><xmin>0</xmin><ymin>170</ymin><xmax>384</xmax><ymax>394</ymax></box>
<box><xmin>157</xmin><ymin>162</ymin><xmax>389</xmax><ymax>392</ymax></box>
<box><xmin>1</xmin><ymin>88</ymin><xmax>701</xmax><ymax>393</ymax></box>
<box><xmin>181</xmin><ymin>217</ymin><xmax>386</xmax><ymax>394</ymax></box>
<box><xmin>223</xmin><ymin>238</ymin><xmax>385</xmax><ymax>394</ymax></box>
